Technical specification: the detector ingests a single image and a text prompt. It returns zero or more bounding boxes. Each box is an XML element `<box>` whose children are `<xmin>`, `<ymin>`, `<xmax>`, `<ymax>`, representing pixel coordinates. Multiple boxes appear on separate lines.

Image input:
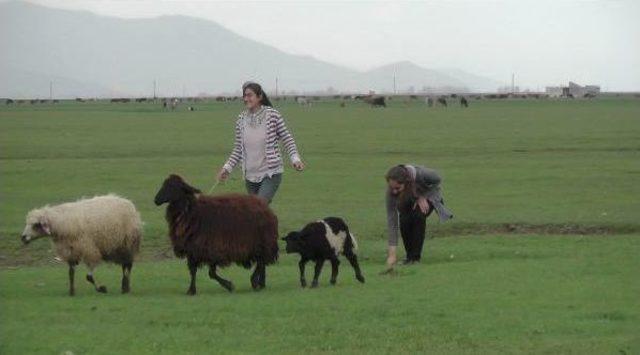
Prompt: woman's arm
<box><xmin>386</xmin><ymin>191</ymin><xmax>400</xmax><ymax>268</ymax></box>
<box><xmin>274</xmin><ymin>113</ymin><xmax>302</xmax><ymax>165</ymax></box>
<box><xmin>218</xmin><ymin>119</ymin><xmax>242</xmax><ymax>181</ymax></box>
<box><xmin>413</xmin><ymin>166</ymin><xmax>441</xmax><ymax>214</ymax></box>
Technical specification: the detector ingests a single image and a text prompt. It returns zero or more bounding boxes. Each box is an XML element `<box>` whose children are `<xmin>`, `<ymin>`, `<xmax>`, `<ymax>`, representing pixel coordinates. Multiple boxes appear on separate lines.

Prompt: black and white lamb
<box><xmin>282</xmin><ymin>217</ymin><xmax>365</xmax><ymax>288</ymax></box>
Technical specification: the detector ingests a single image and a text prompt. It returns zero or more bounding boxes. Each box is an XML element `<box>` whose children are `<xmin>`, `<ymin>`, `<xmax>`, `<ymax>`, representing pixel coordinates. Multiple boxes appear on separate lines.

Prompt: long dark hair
<box><xmin>386</xmin><ymin>165</ymin><xmax>417</xmax><ymax>206</ymax></box>
<box><xmin>242</xmin><ymin>82</ymin><xmax>273</xmax><ymax>107</ymax></box>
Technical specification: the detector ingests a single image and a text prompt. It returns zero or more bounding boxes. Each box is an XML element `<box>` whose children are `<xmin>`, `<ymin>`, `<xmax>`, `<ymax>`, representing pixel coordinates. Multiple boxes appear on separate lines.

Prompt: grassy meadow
<box><xmin>1</xmin><ymin>97</ymin><xmax>639</xmax><ymax>353</ymax></box>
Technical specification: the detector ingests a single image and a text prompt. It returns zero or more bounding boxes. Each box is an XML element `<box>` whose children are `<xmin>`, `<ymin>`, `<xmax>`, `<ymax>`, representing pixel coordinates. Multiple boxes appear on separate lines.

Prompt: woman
<box><xmin>217</xmin><ymin>82</ymin><xmax>304</xmax><ymax>203</ymax></box>
<box><xmin>384</xmin><ymin>164</ymin><xmax>453</xmax><ymax>270</ymax></box>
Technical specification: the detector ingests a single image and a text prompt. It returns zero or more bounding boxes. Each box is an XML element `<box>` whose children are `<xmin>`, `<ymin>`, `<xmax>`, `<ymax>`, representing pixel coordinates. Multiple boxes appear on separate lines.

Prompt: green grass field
<box><xmin>1</xmin><ymin>97</ymin><xmax>639</xmax><ymax>353</ymax></box>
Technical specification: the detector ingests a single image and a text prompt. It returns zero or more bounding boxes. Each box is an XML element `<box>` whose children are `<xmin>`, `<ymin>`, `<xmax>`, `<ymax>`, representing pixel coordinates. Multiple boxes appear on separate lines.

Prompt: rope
<box><xmin>207</xmin><ymin>180</ymin><xmax>220</xmax><ymax>194</ymax></box>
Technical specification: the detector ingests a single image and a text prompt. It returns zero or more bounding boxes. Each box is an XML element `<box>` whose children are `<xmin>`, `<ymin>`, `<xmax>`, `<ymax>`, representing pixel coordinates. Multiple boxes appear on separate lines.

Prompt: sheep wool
<box><xmin>21</xmin><ymin>194</ymin><xmax>143</xmax><ymax>296</ymax></box>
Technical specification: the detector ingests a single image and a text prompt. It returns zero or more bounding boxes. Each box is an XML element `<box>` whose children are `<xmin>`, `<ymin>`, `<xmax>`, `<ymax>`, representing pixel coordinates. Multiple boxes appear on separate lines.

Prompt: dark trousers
<box><xmin>399</xmin><ymin>200</ymin><xmax>433</xmax><ymax>261</ymax></box>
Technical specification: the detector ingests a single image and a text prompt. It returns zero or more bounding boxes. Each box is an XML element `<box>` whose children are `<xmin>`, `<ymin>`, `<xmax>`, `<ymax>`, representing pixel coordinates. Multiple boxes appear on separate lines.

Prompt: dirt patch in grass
<box><xmin>433</xmin><ymin>223</ymin><xmax>640</xmax><ymax>237</ymax></box>
<box><xmin>2</xmin><ymin>223</ymin><xmax>638</xmax><ymax>267</ymax></box>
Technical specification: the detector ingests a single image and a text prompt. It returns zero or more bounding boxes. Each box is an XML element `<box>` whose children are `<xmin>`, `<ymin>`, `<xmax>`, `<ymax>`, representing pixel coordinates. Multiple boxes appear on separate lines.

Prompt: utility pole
<box><xmin>275</xmin><ymin>77</ymin><xmax>279</xmax><ymax>97</ymax></box>
<box><xmin>49</xmin><ymin>81</ymin><xmax>53</xmax><ymax>100</ymax></box>
<box><xmin>393</xmin><ymin>74</ymin><xmax>397</xmax><ymax>95</ymax></box>
<box><xmin>511</xmin><ymin>73</ymin><xmax>515</xmax><ymax>94</ymax></box>
<box><xmin>153</xmin><ymin>79</ymin><xmax>157</xmax><ymax>100</ymax></box>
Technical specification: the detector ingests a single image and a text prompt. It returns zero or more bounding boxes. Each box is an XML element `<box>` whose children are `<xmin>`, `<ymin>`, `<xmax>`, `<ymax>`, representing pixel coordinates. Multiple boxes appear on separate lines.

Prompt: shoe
<box><xmin>403</xmin><ymin>258</ymin><xmax>421</xmax><ymax>265</ymax></box>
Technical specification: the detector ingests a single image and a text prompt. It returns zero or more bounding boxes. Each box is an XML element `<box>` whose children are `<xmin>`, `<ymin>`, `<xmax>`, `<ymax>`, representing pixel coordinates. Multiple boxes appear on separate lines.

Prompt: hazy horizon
<box><xmin>4</xmin><ymin>0</ymin><xmax>640</xmax><ymax>92</ymax></box>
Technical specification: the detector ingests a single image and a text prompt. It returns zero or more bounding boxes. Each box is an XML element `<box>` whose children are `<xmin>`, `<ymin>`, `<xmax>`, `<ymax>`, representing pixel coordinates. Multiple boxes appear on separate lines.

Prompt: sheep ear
<box><xmin>40</xmin><ymin>217</ymin><xmax>51</xmax><ymax>235</ymax></box>
<box><xmin>182</xmin><ymin>185</ymin><xmax>201</xmax><ymax>195</ymax></box>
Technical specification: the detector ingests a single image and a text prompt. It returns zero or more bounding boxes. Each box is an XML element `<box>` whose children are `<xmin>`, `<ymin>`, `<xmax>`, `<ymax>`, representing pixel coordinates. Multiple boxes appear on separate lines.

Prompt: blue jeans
<box><xmin>245</xmin><ymin>174</ymin><xmax>282</xmax><ymax>204</ymax></box>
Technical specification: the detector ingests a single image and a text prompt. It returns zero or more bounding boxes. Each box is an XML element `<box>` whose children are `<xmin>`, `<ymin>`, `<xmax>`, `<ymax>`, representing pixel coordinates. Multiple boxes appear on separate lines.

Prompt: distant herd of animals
<box><xmin>20</xmin><ymin>174</ymin><xmax>365</xmax><ymax>296</ymax></box>
<box><xmin>3</xmin><ymin>92</ymin><xmax>605</xmax><ymax>108</ymax></box>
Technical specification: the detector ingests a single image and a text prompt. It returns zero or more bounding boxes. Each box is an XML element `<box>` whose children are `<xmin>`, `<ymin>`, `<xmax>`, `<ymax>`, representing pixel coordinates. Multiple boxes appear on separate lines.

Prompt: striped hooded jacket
<box><xmin>222</xmin><ymin>106</ymin><xmax>301</xmax><ymax>176</ymax></box>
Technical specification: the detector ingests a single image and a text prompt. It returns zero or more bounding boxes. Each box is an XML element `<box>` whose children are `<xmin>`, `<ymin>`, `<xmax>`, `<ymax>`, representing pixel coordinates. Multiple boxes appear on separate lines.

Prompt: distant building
<box><xmin>545</xmin><ymin>82</ymin><xmax>600</xmax><ymax>97</ymax></box>
<box><xmin>498</xmin><ymin>86</ymin><xmax>519</xmax><ymax>93</ymax></box>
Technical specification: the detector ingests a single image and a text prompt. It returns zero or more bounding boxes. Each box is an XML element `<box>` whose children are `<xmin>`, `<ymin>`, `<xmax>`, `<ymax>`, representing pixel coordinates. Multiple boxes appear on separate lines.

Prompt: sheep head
<box><xmin>154</xmin><ymin>174</ymin><xmax>201</xmax><ymax>205</ymax></box>
<box><xmin>282</xmin><ymin>231</ymin><xmax>305</xmax><ymax>254</ymax></box>
<box><xmin>21</xmin><ymin>209</ymin><xmax>51</xmax><ymax>244</ymax></box>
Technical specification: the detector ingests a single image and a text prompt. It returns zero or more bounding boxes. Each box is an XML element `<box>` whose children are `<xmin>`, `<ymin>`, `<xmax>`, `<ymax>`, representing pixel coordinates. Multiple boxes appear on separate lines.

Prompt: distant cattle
<box><xmin>437</xmin><ymin>97</ymin><xmax>447</xmax><ymax>107</ymax></box>
<box><xmin>426</xmin><ymin>97</ymin><xmax>434</xmax><ymax>107</ymax></box>
<box><xmin>369</xmin><ymin>96</ymin><xmax>386</xmax><ymax>107</ymax></box>
<box><xmin>460</xmin><ymin>97</ymin><xmax>468</xmax><ymax>107</ymax></box>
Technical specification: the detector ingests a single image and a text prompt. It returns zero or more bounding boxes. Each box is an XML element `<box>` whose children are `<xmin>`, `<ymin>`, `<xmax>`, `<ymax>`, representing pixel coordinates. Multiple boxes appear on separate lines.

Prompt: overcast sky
<box><xmin>22</xmin><ymin>0</ymin><xmax>640</xmax><ymax>91</ymax></box>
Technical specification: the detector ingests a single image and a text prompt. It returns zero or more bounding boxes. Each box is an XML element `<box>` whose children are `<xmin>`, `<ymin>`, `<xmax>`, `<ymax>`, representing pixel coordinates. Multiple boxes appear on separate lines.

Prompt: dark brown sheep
<box><xmin>154</xmin><ymin>174</ymin><xmax>279</xmax><ymax>295</ymax></box>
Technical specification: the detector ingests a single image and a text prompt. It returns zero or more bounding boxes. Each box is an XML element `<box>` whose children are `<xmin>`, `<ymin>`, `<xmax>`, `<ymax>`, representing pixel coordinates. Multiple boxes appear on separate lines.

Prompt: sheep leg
<box><xmin>121</xmin><ymin>262</ymin><xmax>132</xmax><ymax>294</ymax></box>
<box><xmin>329</xmin><ymin>256</ymin><xmax>340</xmax><ymax>285</ymax></box>
<box><xmin>298</xmin><ymin>259</ymin><xmax>308</xmax><ymax>288</ymax></box>
<box><xmin>187</xmin><ymin>258</ymin><xmax>197</xmax><ymax>295</ymax></box>
<box><xmin>250</xmin><ymin>262</ymin><xmax>262</xmax><ymax>291</ymax></box>
<box><xmin>208</xmin><ymin>264</ymin><xmax>234</xmax><ymax>292</ymax></box>
<box><xmin>68</xmin><ymin>261</ymin><xmax>77</xmax><ymax>296</ymax></box>
<box><xmin>86</xmin><ymin>267</ymin><xmax>107</xmax><ymax>293</ymax></box>
<box><xmin>258</xmin><ymin>262</ymin><xmax>266</xmax><ymax>289</ymax></box>
<box><xmin>345</xmin><ymin>250</ymin><xmax>365</xmax><ymax>284</ymax></box>
<box><xmin>311</xmin><ymin>259</ymin><xmax>325</xmax><ymax>288</ymax></box>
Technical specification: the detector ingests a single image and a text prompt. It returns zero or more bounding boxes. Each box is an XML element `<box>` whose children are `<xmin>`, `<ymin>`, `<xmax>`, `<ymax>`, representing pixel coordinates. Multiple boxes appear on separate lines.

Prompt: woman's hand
<box><xmin>386</xmin><ymin>246</ymin><xmax>397</xmax><ymax>268</ymax></box>
<box><xmin>380</xmin><ymin>246</ymin><xmax>398</xmax><ymax>275</ymax></box>
<box><xmin>292</xmin><ymin>161</ymin><xmax>305</xmax><ymax>171</ymax></box>
<box><xmin>414</xmin><ymin>196</ymin><xmax>430</xmax><ymax>214</ymax></box>
<box><xmin>216</xmin><ymin>168</ymin><xmax>230</xmax><ymax>182</ymax></box>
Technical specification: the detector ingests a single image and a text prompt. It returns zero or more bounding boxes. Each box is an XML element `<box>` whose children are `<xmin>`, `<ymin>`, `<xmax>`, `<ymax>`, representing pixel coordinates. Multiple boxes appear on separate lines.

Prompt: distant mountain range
<box><xmin>0</xmin><ymin>1</ymin><xmax>504</xmax><ymax>98</ymax></box>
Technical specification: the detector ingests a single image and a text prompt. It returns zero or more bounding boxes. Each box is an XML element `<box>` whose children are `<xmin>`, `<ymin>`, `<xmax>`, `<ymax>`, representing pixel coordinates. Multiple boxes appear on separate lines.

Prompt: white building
<box><xmin>545</xmin><ymin>82</ymin><xmax>600</xmax><ymax>97</ymax></box>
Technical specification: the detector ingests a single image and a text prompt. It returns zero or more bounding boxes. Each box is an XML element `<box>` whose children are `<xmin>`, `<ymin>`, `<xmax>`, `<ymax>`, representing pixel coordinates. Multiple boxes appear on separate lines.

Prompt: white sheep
<box><xmin>20</xmin><ymin>194</ymin><xmax>143</xmax><ymax>296</ymax></box>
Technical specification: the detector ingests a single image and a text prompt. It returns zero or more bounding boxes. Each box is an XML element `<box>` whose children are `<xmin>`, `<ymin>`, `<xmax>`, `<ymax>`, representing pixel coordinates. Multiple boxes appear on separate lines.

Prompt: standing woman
<box><xmin>217</xmin><ymin>82</ymin><xmax>304</xmax><ymax>203</ymax></box>
<box><xmin>384</xmin><ymin>164</ymin><xmax>453</xmax><ymax>270</ymax></box>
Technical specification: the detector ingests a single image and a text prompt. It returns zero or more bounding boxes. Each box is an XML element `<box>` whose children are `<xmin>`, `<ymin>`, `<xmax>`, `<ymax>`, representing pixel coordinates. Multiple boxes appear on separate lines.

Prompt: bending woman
<box><xmin>385</xmin><ymin>164</ymin><xmax>453</xmax><ymax>269</ymax></box>
<box><xmin>217</xmin><ymin>82</ymin><xmax>304</xmax><ymax>203</ymax></box>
